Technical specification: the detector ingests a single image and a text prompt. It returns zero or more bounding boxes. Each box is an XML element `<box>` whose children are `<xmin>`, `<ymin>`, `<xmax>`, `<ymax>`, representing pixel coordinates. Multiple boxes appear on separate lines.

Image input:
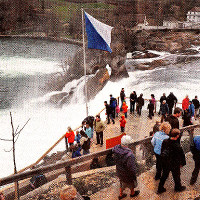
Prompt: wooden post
<box><xmin>65</xmin><ymin>166</ymin><xmax>72</xmax><ymax>185</ymax></box>
<box><xmin>65</xmin><ymin>137</ymin><xmax>69</xmax><ymax>152</ymax></box>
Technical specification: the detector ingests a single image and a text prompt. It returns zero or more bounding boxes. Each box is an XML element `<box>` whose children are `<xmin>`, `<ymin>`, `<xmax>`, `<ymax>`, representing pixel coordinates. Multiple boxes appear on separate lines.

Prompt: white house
<box><xmin>187</xmin><ymin>7</ymin><xmax>200</xmax><ymax>23</ymax></box>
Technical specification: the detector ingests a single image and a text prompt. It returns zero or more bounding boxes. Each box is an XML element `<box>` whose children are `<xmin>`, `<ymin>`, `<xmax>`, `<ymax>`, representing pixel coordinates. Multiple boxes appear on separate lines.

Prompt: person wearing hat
<box><xmin>113</xmin><ymin>135</ymin><xmax>140</xmax><ymax>199</ymax></box>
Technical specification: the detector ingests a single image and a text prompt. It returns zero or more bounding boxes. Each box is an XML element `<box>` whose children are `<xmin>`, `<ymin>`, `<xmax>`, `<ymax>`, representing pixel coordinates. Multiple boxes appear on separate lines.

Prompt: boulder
<box><xmin>49</xmin><ymin>92</ymin><xmax>68</xmax><ymax>104</ymax></box>
<box><xmin>87</xmin><ymin>68</ymin><xmax>110</xmax><ymax>100</ymax></box>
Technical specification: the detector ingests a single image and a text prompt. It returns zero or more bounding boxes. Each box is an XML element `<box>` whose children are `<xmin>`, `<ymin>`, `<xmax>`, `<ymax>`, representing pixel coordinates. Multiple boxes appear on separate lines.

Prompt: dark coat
<box><xmin>161</xmin><ymin>138</ymin><xmax>186</xmax><ymax>167</ymax></box>
<box><xmin>130</xmin><ymin>93</ymin><xmax>137</xmax><ymax>103</ymax></box>
<box><xmin>147</xmin><ymin>102</ymin><xmax>154</xmax><ymax>111</ymax></box>
<box><xmin>120</xmin><ymin>91</ymin><xmax>125</xmax><ymax>101</ymax></box>
<box><xmin>191</xmin><ymin>136</ymin><xmax>200</xmax><ymax>161</ymax></box>
<box><xmin>182</xmin><ymin>110</ymin><xmax>192</xmax><ymax>127</ymax></box>
<box><xmin>192</xmin><ymin>99</ymin><xmax>200</xmax><ymax>109</ymax></box>
<box><xmin>166</xmin><ymin>93</ymin><xmax>177</xmax><ymax>108</ymax></box>
<box><xmin>105</xmin><ymin>104</ymin><xmax>112</xmax><ymax>115</ymax></box>
<box><xmin>113</xmin><ymin>145</ymin><xmax>137</xmax><ymax>183</ymax></box>
<box><xmin>160</xmin><ymin>95</ymin><xmax>167</xmax><ymax>104</ymax></box>
<box><xmin>110</xmin><ymin>97</ymin><xmax>117</xmax><ymax>108</ymax></box>
<box><xmin>137</xmin><ymin>96</ymin><xmax>144</xmax><ymax>107</ymax></box>
<box><xmin>165</xmin><ymin>115</ymin><xmax>179</xmax><ymax>129</ymax></box>
<box><xmin>160</xmin><ymin>103</ymin><xmax>169</xmax><ymax>115</ymax></box>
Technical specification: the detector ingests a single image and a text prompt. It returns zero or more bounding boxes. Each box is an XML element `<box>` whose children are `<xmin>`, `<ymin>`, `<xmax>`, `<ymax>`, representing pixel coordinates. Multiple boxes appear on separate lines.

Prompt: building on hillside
<box><xmin>187</xmin><ymin>7</ymin><xmax>200</xmax><ymax>23</ymax></box>
<box><xmin>163</xmin><ymin>18</ymin><xmax>185</xmax><ymax>29</ymax></box>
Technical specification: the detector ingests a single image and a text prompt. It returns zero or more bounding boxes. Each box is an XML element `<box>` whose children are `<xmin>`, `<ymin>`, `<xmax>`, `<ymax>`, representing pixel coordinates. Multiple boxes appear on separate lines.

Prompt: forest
<box><xmin>0</xmin><ymin>0</ymin><xmax>200</xmax><ymax>36</ymax></box>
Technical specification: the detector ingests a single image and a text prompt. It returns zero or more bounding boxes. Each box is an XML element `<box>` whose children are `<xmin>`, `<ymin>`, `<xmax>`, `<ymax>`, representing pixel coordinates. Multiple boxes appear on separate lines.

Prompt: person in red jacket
<box><xmin>122</xmin><ymin>102</ymin><xmax>128</xmax><ymax>118</ymax></box>
<box><xmin>120</xmin><ymin>115</ymin><xmax>127</xmax><ymax>133</ymax></box>
<box><xmin>182</xmin><ymin>95</ymin><xmax>189</xmax><ymax>114</ymax></box>
<box><xmin>65</xmin><ymin>127</ymin><xmax>75</xmax><ymax>148</ymax></box>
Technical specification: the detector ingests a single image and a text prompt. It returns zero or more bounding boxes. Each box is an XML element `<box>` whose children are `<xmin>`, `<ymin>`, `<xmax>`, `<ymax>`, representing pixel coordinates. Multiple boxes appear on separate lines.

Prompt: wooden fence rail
<box><xmin>1</xmin><ymin>124</ymin><xmax>199</xmax><ymax>188</ymax></box>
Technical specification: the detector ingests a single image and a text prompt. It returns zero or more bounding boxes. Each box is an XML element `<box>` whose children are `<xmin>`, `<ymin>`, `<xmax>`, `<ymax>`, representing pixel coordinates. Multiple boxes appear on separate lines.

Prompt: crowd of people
<box><xmin>63</xmin><ymin>88</ymin><xmax>200</xmax><ymax>200</ymax></box>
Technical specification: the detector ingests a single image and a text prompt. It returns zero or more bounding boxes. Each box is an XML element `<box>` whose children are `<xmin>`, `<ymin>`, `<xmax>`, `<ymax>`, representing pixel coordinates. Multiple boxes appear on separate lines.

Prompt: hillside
<box><xmin>1</xmin><ymin>0</ymin><xmax>200</xmax><ymax>38</ymax></box>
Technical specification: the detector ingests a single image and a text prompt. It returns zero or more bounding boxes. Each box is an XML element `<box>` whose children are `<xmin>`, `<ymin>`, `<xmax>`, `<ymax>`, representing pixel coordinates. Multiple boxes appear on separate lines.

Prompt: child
<box><xmin>122</xmin><ymin>101</ymin><xmax>128</xmax><ymax>118</ymax></box>
<box><xmin>119</xmin><ymin>115</ymin><xmax>126</xmax><ymax>133</ymax></box>
<box><xmin>75</xmin><ymin>130</ymin><xmax>81</xmax><ymax>144</ymax></box>
<box><xmin>116</xmin><ymin>104</ymin><xmax>120</xmax><ymax>117</ymax></box>
<box><xmin>71</xmin><ymin>144</ymin><xmax>82</xmax><ymax>158</ymax></box>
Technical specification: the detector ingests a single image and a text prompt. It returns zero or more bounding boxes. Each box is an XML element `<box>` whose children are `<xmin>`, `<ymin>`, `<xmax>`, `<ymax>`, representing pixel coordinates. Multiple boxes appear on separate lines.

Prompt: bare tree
<box><xmin>1</xmin><ymin>112</ymin><xmax>30</xmax><ymax>200</ymax></box>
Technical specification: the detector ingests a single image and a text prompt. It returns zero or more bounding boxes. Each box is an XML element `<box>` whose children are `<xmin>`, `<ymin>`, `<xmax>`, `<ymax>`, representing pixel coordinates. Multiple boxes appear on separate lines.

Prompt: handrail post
<box><xmin>65</xmin><ymin>137</ymin><xmax>69</xmax><ymax>152</ymax></box>
<box><xmin>65</xmin><ymin>166</ymin><xmax>72</xmax><ymax>185</ymax></box>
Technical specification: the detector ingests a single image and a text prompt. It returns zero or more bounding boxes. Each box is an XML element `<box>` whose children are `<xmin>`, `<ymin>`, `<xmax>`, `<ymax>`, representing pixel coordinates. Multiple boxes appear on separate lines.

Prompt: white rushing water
<box><xmin>1</xmin><ymin>40</ymin><xmax>200</xmax><ymax>179</ymax></box>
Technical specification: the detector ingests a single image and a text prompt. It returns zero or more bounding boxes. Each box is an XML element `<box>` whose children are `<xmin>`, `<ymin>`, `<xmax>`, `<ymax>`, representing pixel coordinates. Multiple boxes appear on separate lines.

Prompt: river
<box><xmin>0</xmin><ymin>37</ymin><xmax>200</xmax><ymax>179</ymax></box>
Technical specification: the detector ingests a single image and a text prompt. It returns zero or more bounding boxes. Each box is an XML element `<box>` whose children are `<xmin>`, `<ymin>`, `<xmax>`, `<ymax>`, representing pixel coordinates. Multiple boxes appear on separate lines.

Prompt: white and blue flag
<box><xmin>84</xmin><ymin>11</ymin><xmax>113</xmax><ymax>53</ymax></box>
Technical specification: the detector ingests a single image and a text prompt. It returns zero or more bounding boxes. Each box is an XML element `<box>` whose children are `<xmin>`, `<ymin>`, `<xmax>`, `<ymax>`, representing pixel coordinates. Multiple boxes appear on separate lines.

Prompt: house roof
<box><xmin>189</xmin><ymin>7</ymin><xmax>200</xmax><ymax>12</ymax></box>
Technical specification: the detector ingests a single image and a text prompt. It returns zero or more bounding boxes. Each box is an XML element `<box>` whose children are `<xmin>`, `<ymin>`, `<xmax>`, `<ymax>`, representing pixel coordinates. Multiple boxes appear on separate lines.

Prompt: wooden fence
<box><xmin>0</xmin><ymin>124</ymin><xmax>199</xmax><ymax>188</ymax></box>
<box><xmin>7</xmin><ymin>98</ymin><xmax>192</xmax><ymax>175</ymax></box>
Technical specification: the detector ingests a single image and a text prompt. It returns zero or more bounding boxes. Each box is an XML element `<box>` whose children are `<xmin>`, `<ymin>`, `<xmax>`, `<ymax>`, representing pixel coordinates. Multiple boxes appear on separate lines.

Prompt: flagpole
<box><xmin>81</xmin><ymin>8</ymin><xmax>89</xmax><ymax>117</ymax></box>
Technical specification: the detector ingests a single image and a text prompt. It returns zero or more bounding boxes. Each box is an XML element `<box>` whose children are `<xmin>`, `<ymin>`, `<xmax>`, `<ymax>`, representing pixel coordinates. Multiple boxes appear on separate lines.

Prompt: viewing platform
<box><xmin>1</xmin><ymin>109</ymin><xmax>200</xmax><ymax>199</ymax></box>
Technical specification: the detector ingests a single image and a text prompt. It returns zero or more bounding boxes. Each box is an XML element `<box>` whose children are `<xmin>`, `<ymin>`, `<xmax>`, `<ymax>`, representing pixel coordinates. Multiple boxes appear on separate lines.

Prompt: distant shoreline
<box><xmin>0</xmin><ymin>34</ymin><xmax>83</xmax><ymax>46</ymax></box>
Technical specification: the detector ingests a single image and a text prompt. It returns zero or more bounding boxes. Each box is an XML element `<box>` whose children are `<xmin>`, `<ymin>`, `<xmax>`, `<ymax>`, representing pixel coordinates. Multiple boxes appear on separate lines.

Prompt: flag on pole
<box><xmin>84</xmin><ymin>11</ymin><xmax>113</xmax><ymax>53</ymax></box>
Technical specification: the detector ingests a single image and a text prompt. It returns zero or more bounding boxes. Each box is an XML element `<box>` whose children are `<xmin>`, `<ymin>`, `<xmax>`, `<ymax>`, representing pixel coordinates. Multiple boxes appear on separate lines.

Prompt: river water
<box><xmin>0</xmin><ymin>38</ymin><xmax>200</xmax><ymax>179</ymax></box>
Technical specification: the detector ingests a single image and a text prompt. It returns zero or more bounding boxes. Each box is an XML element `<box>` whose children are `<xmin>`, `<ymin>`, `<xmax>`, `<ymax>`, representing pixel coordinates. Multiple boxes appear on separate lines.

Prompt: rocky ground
<box><xmin>21</xmin><ymin>167</ymin><xmax>118</xmax><ymax>200</ymax></box>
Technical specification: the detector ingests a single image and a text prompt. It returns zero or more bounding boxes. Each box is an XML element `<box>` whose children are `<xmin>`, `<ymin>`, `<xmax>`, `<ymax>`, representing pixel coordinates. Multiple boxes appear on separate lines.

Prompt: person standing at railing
<box><xmin>165</xmin><ymin>107</ymin><xmax>182</xmax><ymax>130</ymax></box>
<box><xmin>130</xmin><ymin>91</ymin><xmax>137</xmax><ymax>114</ymax></box>
<box><xmin>85</xmin><ymin>123</ymin><xmax>93</xmax><ymax>142</ymax></box>
<box><xmin>113</xmin><ymin>135</ymin><xmax>140</xmax><ymax>199</ymax></box>
<box><xmin>160</xmin><ymin>100</ymin><xmax>169</xmax><ymax>123</ymax></box>
<box><xmin>157</xmin><ymin>129</ymin><xmax>186</xmax><ymax>194</ymax></box>
<box><xmin>147</xmin><ymin>100</ymin><xmax>154</xmax><ymax>119</ymax></box>
<box><xmin>182</xmin><ymin>95</ymin><xmax>190</xmax><ymax>114</ymax></box>
<box><xmin>159</xmin><ymin>93</ymin><xmax>167</xmax><ymax>115</ymax></box>
<box><xmin>80</xmin><ymin>130</ymin><xmax>90</xmax><ymax>155</ymax></box>
<box><xmin>189</xmin><ymin>101</ymin><xmax>195</xmax><ymax>119</ymax></box>
<box><xmin>120</xmin><ymin>88</ymin><xmax>126</xmax><ymax>111</ymax></box>
<box><xmin>65</xmin><ymin>127</ymin><xmax>75</xmax><ymax>151</ymax></box>
<box><xmin>192</xmin><ymin>96</ymin><xmax>200</xmax><ymax>120</ymax></box>
<box><xmin>137</xmin><ymin>93</ymin><xmax>144</xmax><ymax>116</ymax></box>
<box><xmin>190</xmin><ymin>135</ymin><xmax>200</xmax><ymax>185</ymax></box>
<box><xmin>151</xmin><ymin>94</ymin><xmax>156</xmax><ymax>114</ymax></box>
<box><xmin>166</xmin><ymin>92</ymin><xmax>177</xmax><ymax>115</ymax></box>
<box><xmin>151</xmin><ymin>122</ymin><xmax>171</xmax><ymax>181</ymax></box>
<box><xmin>110</xmin><ymin>94</ymin><xmax>117</xmax><ymax>118</ymax></box>
<box><xmin>104</xmin><ymin>101</ymin><xmax>115</xmax><ymax>124</ymax></box>
<box><xmin>93</xmin><ymin>115</ymin><xmax>105</xmax><ymax>147</ymax></box>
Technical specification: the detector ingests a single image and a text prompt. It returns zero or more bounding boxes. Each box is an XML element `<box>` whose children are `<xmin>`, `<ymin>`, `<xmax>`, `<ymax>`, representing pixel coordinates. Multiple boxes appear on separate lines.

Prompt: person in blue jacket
<box><xmin>189</xmin><ymin>101</ymin><xmax>195</xmax><ymax>118</ymax></box>
<box><xmin>151</xmin><ymin>122</ymin><xmax>171</xmax><ymax>180</ymax></box>
<box><xmin>190</xmin><ymin>135</ymin><xmax>200</xmax><ymax>185</ymax></box>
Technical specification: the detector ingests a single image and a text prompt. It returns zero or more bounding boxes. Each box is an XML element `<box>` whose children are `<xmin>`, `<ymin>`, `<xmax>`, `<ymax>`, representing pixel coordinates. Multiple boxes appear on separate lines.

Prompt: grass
<box><xmin>47</xmin><ymin>0</ymin><xmax>115</xmax><ymax>22</ymax></box>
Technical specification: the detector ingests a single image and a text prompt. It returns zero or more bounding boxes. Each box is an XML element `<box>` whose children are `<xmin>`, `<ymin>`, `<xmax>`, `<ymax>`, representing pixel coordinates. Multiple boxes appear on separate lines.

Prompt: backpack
<box><xmin>30</xmin><ymin>174</ymin><xmax>47</xmax><ymax>189</ymax></box>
